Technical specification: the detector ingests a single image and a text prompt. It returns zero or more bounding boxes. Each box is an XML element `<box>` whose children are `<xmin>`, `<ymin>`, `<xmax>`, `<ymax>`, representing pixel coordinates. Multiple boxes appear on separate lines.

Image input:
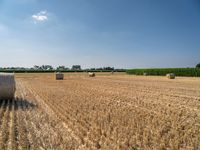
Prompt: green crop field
<box><xmin>127</xmin><ymin>68</ymin><xmax>200</xmax><ymax>77</ymax></box>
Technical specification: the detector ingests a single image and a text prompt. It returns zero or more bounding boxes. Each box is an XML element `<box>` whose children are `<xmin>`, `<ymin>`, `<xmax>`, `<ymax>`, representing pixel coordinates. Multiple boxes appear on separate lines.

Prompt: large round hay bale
<box><xmin>56</xmin><ymin>72</ymin><xmax>64</xmax><ymax>80</ymax></box>
<box><xmin>88</xmin><ymin>72</ymin><xmax>95</xmax><ymax>77</ymax></box>
<box><xmin>166</xmin><ymin>73</ymin><xmax>175</xmax><ymax>79</ymax></box>
<box><xmin>0</xmin><ymin>73</ymin><xmax>16</xmax><ymax>100</ymax></box>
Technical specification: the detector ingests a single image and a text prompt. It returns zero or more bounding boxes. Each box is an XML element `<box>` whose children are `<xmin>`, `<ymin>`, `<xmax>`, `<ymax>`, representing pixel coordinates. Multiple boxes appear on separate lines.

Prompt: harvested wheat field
<box><xmin>0</xmin><ymin>73</ymin><xmax>200</xmax><ymax>150</ymax></box>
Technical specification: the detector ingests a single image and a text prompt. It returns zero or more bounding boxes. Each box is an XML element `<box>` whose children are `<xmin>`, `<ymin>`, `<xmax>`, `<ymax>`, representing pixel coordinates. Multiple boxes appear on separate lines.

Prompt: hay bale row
<box><xmin>0</xmin><ymin>73</ymin><xmax>16</xmax><ymax>100</ymax></box>
<box><xmin>166</xmin><ymin>73</ymin><xmax>175</xmax><ymax>79</ymax></box>
<box><xmin>56</xmin><ymin>72</ymin><xmax>64</xmax><ymax>80</ymax></box>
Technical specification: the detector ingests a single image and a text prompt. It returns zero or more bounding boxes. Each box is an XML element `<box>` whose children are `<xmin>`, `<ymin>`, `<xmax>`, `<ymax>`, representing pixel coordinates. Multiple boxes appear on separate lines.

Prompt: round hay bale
<box><xmin>88</xmin><ymin>72</ymin><xmax>95</xmax><ymax>77</ymax></box>
<box><xmin>166</xmin><ymin>73</ymin><xmax>175</xmax><ymax>79</ymax></box>
<box><xmin>56</xmin><ymin>72</ymin><xmax>64</xmax><ymax>80</ymax></box>
<box><xmin>0</xmin><ymin>73</ymin><xmax>16</xmax><ymax>100</ymax></box>
<box><xmin>143</xmin><ymin>72</ymin><xmax>148</xmax><ymax>76</ymax></box>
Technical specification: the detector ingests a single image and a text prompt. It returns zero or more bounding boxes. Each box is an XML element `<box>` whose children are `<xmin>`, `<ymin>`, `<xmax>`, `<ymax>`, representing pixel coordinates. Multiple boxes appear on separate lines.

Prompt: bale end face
<box><xmin>56</xmin><ymin>73</ymin><xmax>64</xmax><ymax>80</ymax></box>
<box><xmin>0</xmin><ymin>73</ymin><xmax>16</xmax><ymax>100</ymax></box>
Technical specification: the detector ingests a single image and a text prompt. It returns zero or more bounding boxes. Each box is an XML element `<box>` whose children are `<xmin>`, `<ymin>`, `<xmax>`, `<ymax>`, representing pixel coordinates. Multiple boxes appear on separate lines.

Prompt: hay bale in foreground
<box><xmin>166</xmin><ymin>73</ymin><xmax>175</xmax><ymax>79</ymax></box>
<box><xmin>0</xmin><ymin>73</ymin><xmax>16</xmax><ymax>100</ymax></box>
<box><xmin>56</xmin><ymin>72</ymin><xmax>64</xmax><ymax>80</ymax></box>
<box><xmin>88</xmin><ymin>72</ymin><xmax>95</xmax><ymax>77</ymax></box>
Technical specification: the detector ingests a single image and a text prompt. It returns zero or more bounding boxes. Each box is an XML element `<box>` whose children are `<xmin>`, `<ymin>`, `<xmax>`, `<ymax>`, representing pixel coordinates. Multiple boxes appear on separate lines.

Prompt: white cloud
<box><xmin>32</xmin><ymin>10</ymin><xmax>48</xmax><ymax>23</ymax></box>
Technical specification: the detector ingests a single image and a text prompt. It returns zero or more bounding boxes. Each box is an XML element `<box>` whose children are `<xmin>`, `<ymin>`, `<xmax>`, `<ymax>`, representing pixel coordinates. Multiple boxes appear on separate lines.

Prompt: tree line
<box><xmin>0</xmin><ymin>65</ymin><xmax>125</xmax><ymax>72</ymax></box>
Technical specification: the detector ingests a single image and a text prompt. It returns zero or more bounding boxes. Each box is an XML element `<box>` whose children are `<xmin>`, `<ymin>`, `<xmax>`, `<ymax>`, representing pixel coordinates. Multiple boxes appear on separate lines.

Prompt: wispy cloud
<box><xmin>32</xmin><ymin>11</ymin><xmax>48</xmax><ymax>23</ymax></box>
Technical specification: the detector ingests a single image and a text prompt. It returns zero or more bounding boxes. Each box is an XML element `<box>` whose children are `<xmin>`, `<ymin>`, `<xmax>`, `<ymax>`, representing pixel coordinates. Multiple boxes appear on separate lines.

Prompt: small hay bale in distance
<box><xmin>56</xmin><ymin>72</ymin><xmax>64</xmax><ymax>80</ymax></box>
<box><xmin>166</xmin><ymin>73</ymin><xmax>175</xmax><ymax>79</ymax></box>
<box><xmin>0</xmin><ymin>73</ymin><xmax>16</xmax><ymax>100</ymax></box>
<box><xmin>88</xmin><ymin>72</ymin><xmax>95</xmax><ymax>77</ymax></box>
<box><xmin>143</xmin><ymin>72</ymin><xmax>148</xmax><ymax>76</ymax></box>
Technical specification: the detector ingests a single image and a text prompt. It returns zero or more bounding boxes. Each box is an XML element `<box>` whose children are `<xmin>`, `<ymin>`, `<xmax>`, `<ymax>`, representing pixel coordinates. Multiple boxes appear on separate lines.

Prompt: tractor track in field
<box><xmin>0</xmin><ymin>99</ymin><xmax>11</xmax><ymax>150</ymax></box>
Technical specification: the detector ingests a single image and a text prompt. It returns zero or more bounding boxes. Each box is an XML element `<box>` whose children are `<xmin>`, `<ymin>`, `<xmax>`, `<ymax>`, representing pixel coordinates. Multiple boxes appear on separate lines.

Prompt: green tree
<box><xmin>196</xmin><ymin>63</ymin><xmax>200</xmax><ymax>68</ymax></box>
<box><xmin>72</xmin><ymin>65</ymin><xmax>81</xmax><ymax>70</ymax></box>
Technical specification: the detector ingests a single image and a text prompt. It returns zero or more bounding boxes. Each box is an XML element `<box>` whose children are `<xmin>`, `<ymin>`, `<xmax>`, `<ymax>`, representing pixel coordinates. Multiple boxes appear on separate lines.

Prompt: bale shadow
<box><xmin>0</xmin><ymin>97</ymin><xmax>37</xmax><ymax>110</ymax></box>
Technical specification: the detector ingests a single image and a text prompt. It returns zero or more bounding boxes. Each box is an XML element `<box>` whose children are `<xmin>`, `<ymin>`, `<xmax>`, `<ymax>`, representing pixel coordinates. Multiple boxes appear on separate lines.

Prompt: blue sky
<box><xmin>0</xmin><ymin>0</ymin><xmax>200</xmax><ymax>69</ymax></box>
